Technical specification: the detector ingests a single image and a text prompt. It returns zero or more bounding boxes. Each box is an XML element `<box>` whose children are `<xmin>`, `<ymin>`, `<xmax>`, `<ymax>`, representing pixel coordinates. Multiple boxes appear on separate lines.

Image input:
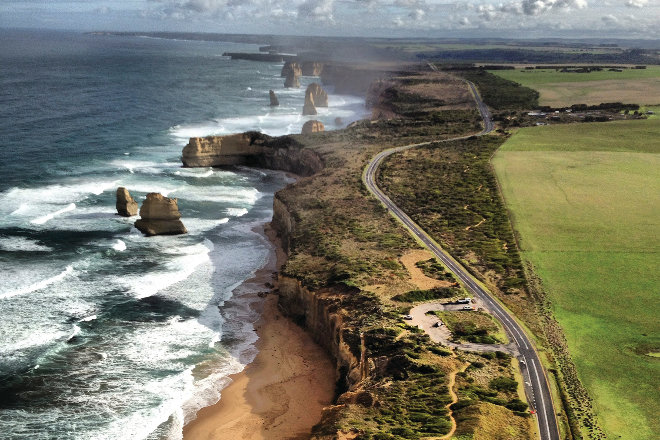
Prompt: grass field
<box><xmin>492</xmin><ymin>119</ymin><xmax>660</xmax><ymax>439</ymax></box>
<box><xmin>490</xmin><ymin>66</ymin><xmax>660</xmax><ymax>107</ymax></box>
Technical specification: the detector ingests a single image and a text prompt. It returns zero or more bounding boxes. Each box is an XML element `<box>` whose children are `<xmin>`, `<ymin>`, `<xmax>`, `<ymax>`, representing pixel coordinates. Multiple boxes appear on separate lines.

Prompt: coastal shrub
<box><xmin>506</xmin><ymin>398</ymin><xmax>529</xmax><ymax>412</ymax></box>
<box><xmin>490</xmin><ymin>376</ymin><xmax>518</xmax><ymax>393</ymax></box>
<box><xmin>415</xmin><ymin>258</ymin><xmax>456</xmax><ymax>282</ymax></box>
<box><xmin>458</xmin><ymin>70</ymin><xmax>539</xmax><ymax>110</ymax></box>
<box><xmin>392</xmin><ymin>287</ymin><xmax>456</xmax><ymax>302</ymax></box>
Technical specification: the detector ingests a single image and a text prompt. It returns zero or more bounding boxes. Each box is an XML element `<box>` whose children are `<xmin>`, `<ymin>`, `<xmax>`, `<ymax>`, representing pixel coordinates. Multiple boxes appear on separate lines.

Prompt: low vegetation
<box><xmin>273</xmin><ymin>70</ymin><xmax>534</xmax><ymax>439</ymax></box>
<box><xmin>433</xmin><ymin>310</ymin><xmax>506</xmax><ymax>345</ymax></box>
<box><xmin>392</xmin><ymin>287</ymin><xmax>457</xmax><ymax>303</ymax></box>
<box><xmin>415</xmin><ymin>258</ymin><xmax>457</xmax><ymax>283</ymax></box>
<box><xmin>456</xmin><ymin>70</ymin><xmax>540</xmax><ymax>109</ymax></box>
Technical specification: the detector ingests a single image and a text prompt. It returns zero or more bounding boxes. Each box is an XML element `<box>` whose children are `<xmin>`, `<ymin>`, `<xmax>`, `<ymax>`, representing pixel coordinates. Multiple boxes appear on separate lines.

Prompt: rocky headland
<box><xmin>181</xmin><ymin>132</ymin><xmax>323</xmax><ymax>176</ymax></box>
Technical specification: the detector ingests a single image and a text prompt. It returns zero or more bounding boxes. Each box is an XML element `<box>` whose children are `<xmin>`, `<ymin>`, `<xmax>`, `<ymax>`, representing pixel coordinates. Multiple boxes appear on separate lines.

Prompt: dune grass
<box><xmin>492</xmin><ymin>119</ymin><xmax>660</xmax><ymax>440</ymax></box>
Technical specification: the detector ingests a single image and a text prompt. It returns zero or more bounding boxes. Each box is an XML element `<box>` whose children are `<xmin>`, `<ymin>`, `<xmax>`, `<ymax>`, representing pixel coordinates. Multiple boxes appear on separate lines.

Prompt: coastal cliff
<box><xmin>181</xmin><ymin>132</ymin><xmax>323</xmax><ymax>177</ymax></box>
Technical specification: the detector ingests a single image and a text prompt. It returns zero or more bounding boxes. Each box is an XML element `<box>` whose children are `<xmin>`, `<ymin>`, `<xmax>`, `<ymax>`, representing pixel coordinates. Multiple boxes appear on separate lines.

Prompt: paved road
<box><xmin>363</xmin><ymin>81</ymin><xmax>560</xmax><ymax>440</ymax></box>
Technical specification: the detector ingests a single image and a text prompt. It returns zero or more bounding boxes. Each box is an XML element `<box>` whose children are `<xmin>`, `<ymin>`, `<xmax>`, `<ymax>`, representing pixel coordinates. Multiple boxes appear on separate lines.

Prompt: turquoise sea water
<box><xmin>0</xmin><ymin>29</ymin><xmax>367</xmax><ymax>439</ymax></box>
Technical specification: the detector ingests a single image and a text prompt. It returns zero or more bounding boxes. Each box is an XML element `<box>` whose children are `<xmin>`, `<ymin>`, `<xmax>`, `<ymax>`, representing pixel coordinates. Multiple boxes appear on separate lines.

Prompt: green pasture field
<box><xmin>489</xmin><ymin>66</ymin><xmax>660</xmax><ymax>107</ymax></box>
<box><xmin>491</xmin><ymin>66</ymin><xmax>660</xmax><ymax>84</ymax></box>
<box><xmin>492</xmin><ymin>120</ymin><xmax>660</xmax><ymax>439</ymax></box>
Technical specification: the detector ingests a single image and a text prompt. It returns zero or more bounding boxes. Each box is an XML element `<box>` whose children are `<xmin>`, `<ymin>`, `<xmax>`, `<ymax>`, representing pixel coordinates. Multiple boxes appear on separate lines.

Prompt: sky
<box><xmin>1</xmin><ymin>1</ymin><xmax>658</xmax><ymax>39</ymax></box>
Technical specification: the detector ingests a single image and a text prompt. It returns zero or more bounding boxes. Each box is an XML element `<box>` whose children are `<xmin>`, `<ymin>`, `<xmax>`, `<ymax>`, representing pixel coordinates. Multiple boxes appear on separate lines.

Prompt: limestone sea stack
<box><xmin>306</xmin><ymin>83</ymin><xmax>328</xmax><ymax>107</ymax></box>
<box><xmin>281</xmin><ymin>61</ymin><xmax>302</xmax><ymax>78</ymax></box>
<box><xmin>134</xmin><ymin>193</ymin><xmax>187</xmax><ymax>236</ymax></box>
<box><xmin>284</xmin><ymin>70</ymin><xmax>300</xmax><ymax>88</ymax></box>
<box><xmin>301</xmin><ymin>120</ymin><xmax>325</xmax><ymax>135</ymax></box>
<box><xmin>269</xmin><ymin>90</ymin><xmax>279</xmax><ymax>106</ymax></box>
<box><xmin>302</xmin><ymin>92</ymin><xmax>317</xmax><ymax>116</ymax></box>
<box><xmin>182</xmin><ymin>133</ymin><xmax>265</xmax><ymax>167</ymax></box>
<box><xmin>302</xmin><ymin>62</ymin><xmax>324</xmax><ymax>76</ymax></box>
<box><xmin>116</xmin><ymin>187</ymin><xmax>138</xmax><ymax>217</ymax></box>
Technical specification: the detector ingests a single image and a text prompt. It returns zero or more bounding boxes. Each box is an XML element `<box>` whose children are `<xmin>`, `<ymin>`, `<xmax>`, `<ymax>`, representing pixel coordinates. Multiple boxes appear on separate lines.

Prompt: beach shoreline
<box><xmin>182</xmin><ymin>223</ymin><xmax>336</xmax><ymax>440</ymax></box>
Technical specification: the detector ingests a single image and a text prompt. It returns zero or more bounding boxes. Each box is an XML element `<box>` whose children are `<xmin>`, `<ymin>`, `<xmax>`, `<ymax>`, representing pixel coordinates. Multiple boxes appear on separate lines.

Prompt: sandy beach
<box><xmin>183</xmin><ymin>225</ymin><xmax>336</xmax><ymax>440</ymax></box>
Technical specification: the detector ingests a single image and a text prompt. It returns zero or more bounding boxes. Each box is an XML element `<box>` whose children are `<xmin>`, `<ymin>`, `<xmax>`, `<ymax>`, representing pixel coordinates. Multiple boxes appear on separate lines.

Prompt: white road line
<box><xmin>532</xmin><ymin>359</ymin><xmax>552</xmax><ymax>440</ymax></box>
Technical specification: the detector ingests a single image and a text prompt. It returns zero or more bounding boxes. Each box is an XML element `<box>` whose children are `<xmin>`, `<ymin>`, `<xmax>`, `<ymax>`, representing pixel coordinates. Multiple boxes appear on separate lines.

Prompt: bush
<box><xmin>506</xmin><ymin>398</ymin><xmax>529</xmax><ymax>412</ymax></box>
<box><xmin>490</xmin><ymin>376</ymin><xmax>518</xmax><ymax>393</ymax></box>
<box><xmin>392</xmin><ymin>287</ymin><xmax>457</xmax><ymax>302</ymax></box>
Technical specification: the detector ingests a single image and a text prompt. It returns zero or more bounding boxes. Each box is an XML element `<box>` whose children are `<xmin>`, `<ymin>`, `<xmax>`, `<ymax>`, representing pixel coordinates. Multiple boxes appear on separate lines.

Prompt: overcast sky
<box><xmin>1</xmin><ymin>1</ymin><xmax>658</xmax><ymax>39</ymax></box>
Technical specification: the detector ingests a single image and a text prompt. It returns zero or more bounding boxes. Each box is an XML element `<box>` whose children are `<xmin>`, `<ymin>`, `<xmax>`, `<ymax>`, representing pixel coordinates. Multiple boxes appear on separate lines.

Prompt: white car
<box><xmin>403</xmin><ymin>315</ymin><xmax>413</xmax><ymax>320</ymax></box>
<box><xmin>462</xmin><ymin>305</ymin><xmax>473</xmax><ymax>311</ymax></box>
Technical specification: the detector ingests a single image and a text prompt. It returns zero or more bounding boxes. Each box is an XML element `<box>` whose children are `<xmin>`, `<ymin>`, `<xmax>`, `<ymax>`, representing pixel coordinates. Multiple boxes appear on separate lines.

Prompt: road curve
<box><xmin>362</xmin><ymin>81</ymin><xmax>560</xmax><ymax>440</ymax></box>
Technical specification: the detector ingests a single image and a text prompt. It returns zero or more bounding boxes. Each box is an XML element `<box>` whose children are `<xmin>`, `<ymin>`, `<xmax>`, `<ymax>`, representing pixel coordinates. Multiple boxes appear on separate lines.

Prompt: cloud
<box><xmin>625</xmin><ymin>0</ymin><xmax>648</xmax><ymax>7</ymax></box>
<box><xmin>521</xmin><ymin>0</ymin><xmax>587</xmax><ymax>16</ymax></box>
<box><xmin>297</xmin><ymin>0</ymin><xmax>335</xmax><ymax>22</ymax></box>
<box><xmin>601</xmin><ymin>14</ymin><xmax>618</xmax><ymax>23</ymax></box>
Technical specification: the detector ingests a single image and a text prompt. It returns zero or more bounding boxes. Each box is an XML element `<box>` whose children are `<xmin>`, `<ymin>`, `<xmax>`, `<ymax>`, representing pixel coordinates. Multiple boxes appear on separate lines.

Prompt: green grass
<box><xmin>490</xmin><ymin>66</ymin><xmax>660</xmax><ymax>85</ymax></box>
<box><xmin>500</xmin><ymin>118</ymin><xmax>660</xmax><ymax>153</ymax></box>
<box><xmin>434</xmin><ymin>310</ymin><xmax>507</xmax><ymax>345</ymax></box>
<box><xmin>493</xmin><ymin>119</ymin><xmax>660</xmax><ymax>440</ymax></box>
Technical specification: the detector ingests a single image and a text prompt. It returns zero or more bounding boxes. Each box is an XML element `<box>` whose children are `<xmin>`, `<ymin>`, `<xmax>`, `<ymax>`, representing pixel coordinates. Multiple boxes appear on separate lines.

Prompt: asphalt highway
<box><xmin>362</xmin><ymin>81</ymin><xmax>560</xmax><ymax>440</ymax></box>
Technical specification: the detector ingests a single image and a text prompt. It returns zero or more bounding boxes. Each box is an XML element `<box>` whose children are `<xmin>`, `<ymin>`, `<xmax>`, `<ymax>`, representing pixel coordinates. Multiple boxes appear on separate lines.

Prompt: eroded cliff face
<box><xmin>182</xmin><ymin>133</ymin><xmax>264</xmax><ymax>167</ymax></box>
<box><xmin>182</xmin><ymin>132</ymin><xmax>323</xmax><ymax>177</ymax></box>
<box><xmin>272</xmin><ymin>189</ymin><xmax>384</xmax><ymax>417</ymax></box>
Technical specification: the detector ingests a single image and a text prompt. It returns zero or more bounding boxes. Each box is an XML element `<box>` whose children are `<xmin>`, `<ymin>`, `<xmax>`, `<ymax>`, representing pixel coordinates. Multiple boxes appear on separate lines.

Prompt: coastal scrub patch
<box><xmin>392</xmin><ymin>287</ymin><xmax>457</xmax><ymax>303</ymax></box>
<box><xmin>433</xmin><ymin>310</ymin><xmax>506</xmax><ymax>345</ymax></box>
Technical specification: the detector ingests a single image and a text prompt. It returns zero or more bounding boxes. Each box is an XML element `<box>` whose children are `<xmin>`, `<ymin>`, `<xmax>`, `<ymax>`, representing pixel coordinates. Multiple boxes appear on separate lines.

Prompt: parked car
<box><xmin>403</xmin><ymin>315</ymin><xmax>413</xmax><ymax>320</ymax></box>
<box><xmin>462</xmin><ymin>305</ymin><xmax>473</xmax><ymax>311</ymax></box>
<box><xmin>457</xmin><ymin>298</ymin><xmax>472</xmax><ymax>304</ymax></box>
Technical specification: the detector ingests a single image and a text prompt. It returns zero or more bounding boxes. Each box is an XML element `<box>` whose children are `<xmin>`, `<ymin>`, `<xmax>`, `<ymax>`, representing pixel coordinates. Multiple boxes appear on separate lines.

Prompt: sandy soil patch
<box><xmin>400</xmin><ymin>249</ymin><xmax>454</xmax><ymax>290</ymax></box>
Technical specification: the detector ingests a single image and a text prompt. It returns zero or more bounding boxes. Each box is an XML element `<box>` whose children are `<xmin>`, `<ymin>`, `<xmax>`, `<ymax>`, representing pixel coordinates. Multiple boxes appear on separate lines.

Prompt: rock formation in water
<box><xmin>116</xmin><ymin>187</ymin><xmax>138</xmax><ymax>217</ymax></box>
<box><xmin>134</xmin><ymin>193</ymin><xmax>187</xmax><ymax>236</ymax></box>
<box><xmin>182</xmin><ymin>133</ymin><xmax>266</xmax><ymax>167</ymax></box>
<box><xmin>306</xmin><ymin>83</ymin><xmax>328</xmax><ymax>107</ymax></box>
<box><xmin>301</xmin><ymin>120</ymin><xmax>325</xmax><ymax>135</ymax></box>
<box><xmin>302</xmin><ymin>92</ymin><xmax>317</xmax><ymax>116</ymax></box>
<box><xmin>281</xmin><ymin>61</ymin><xmax>302</xmax><ymax>78</ymax></box>
<box><xmin>269</xmin><ymin>90</ymin><xmax>279</xmax><ymax>106</ymax></box>
<box><xmin>181</xmin><ymin>132</ymin><xmax>323</xmax><ymax>177</ymax></box>
<box><xmin>302</xmin><ymin>62</ymin><xmax>324</xmax><ymax>76</ymax></box>
<box><xmin>284</xmin><ymin>70</ymin><xmax>300</xmax><ymax>88</ymax></box>
<box><xmin>334</xmin><ymin>117</ymin><xmax>343</xmax><ymax>126</ymax></box>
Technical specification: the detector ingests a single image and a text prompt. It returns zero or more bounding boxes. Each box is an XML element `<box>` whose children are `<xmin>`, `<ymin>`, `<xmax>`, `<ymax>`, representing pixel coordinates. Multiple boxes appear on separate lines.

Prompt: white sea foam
<box><xmin>0</xmin><ymin>180</ymin><xmax>119</xmax><ymax>221</ymax></box>
<box><xmin>110</xmin><ymin>159</ymin><xmax>167</xmax><ymax>175</ymax></box>
<box><xmin>226</xmin><ymin>207</ymin><xmax>248</xmax><ymax>217</ymax></box>
<box><xmin>99</xmin><ymin>369</ymin><xmax>195</xmax><ymax>440</ymax></box>
<box><xmin>30</xmin><ymin>203</ymin><xmax>76</xmax><ymax>225</ymax></box>
<box><xmin>79</xmin><ymin>315</ymin><xmax>97</xmax><ymax>322</ymax></box>
<box><xmin>0</xmin><ymin>265</ymin><xmax>74</xmax><ymax>300</ymax></box>
<box><xmin>175</xmin><ymin>186</ymin><xmax>261</xmax><ymax>204</ymax></box>
<box><xmin>0</xmin><ymin>236</ymin><xmax>52</xmax><ymax>252</ymax></box>
<box><xmin>120</xmin><ymin>243</ymin><xmax>212</xmax><ymax>299</ymax></box>
<box><xmin>112</xmin><ymin>240</ymin><xmax>127</xmax><ymax>252</ymax></box>
<box><xmin>67</xmin><ymin>325</ymin><xmax>81</xmax><ymax>342</ymax></box>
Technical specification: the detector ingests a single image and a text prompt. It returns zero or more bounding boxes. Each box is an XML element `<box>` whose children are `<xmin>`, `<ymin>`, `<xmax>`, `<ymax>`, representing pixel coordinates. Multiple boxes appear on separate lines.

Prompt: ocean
<box><xmin>0</xmin><ymin>29</ymin><xmax>367</xmax><ymax>439</ymax></box>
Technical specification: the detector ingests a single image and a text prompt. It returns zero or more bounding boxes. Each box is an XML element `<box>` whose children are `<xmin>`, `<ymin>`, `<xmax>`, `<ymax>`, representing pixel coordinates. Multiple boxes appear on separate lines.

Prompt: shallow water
<box><xmin>0</xmin><ymin>29</ymin><xmax>368</xmax><ymax>439</ymax></box>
